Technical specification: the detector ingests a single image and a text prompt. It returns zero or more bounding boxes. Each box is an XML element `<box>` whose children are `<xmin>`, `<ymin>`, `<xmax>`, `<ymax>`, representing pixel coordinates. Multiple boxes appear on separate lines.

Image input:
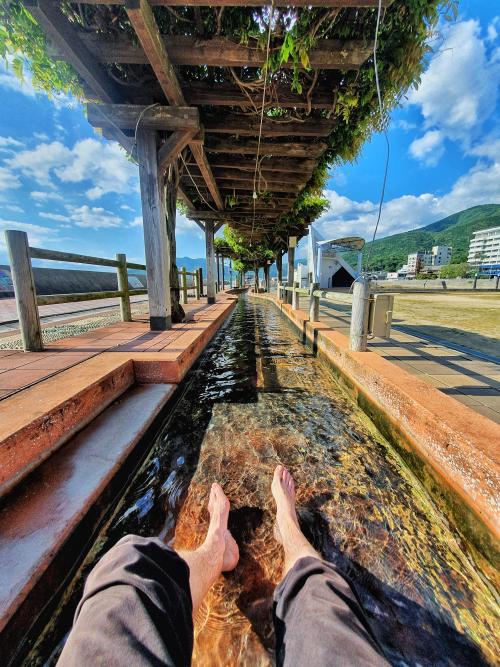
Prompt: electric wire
<box><xmin>363</xmin><ymin>0</ymin><xmax>390</xmax><ymax>274</ymax></box>
<box><xmin>250</xmin><ymin>2</ymin><xmax>274</xmax><ymax>245</ymax></box>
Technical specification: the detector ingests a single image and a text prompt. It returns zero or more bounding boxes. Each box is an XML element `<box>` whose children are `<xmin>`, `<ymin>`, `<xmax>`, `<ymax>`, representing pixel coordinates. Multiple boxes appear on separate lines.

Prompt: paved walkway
<box><xmin>297</xmin><ymin>296</ymin><xmax>500</xmax><ymax>424</ymax></box>
<box><xmin>0</xmin><ymin>296</ymin><xmax>226</xmax><ymax>400</ymax></box>
<box><xmin>0</xmin><ymin>295</ymin><xmax>149</xmax><ymax>333</ymax></box>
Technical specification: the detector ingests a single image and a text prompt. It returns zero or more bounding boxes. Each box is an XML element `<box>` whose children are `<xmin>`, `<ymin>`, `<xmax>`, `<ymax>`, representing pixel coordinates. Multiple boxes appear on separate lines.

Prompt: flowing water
<box><xmin>41</xmin><ymin>296</ymin><xmax>499</xmax><ymax>666</ymax></box>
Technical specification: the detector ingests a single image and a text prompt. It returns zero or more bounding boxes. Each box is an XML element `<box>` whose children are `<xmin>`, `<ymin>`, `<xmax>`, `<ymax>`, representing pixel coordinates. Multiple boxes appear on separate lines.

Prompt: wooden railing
<box><xmin>5</xmin><ymin>230</ymin><xmax>202</xmax><ymax>352</ymax></box>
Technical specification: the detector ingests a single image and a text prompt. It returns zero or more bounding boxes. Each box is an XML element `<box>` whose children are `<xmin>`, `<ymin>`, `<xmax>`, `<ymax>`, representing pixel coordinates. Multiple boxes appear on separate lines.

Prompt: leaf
<box><xmin>299</xmin><ymin>48</ymin><xmax>309</xmax><ymax>69</ymax></box>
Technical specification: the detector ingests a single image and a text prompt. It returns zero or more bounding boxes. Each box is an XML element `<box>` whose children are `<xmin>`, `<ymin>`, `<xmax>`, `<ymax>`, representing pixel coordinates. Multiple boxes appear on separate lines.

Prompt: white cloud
<box><xmin>0</xmin><ymin>219</ymin><xmax>57</xmax><ymax>249</ymax></box>
<box><xmin>408</xmin><ymin>19</ymin><xmax>500</xmax><ymax>162</ymax></box>
<box><xmin>67</xmin><ymin>204</ymin><xmax>123</xmax><ymax>229</ymax></box>
<box><xmin>33</xmin><ymin>132</ymin><xmax>49</xmax><ymax>141</ymax></box>
<box><xmin>30</xmin><ymin>190</ymin><xmax>63</xmax><ymax>202</ymax></box>
<box><xmin>409</xmin><ymin>130</ymin><xmax>444</xmax><ymax>166</ymax></box>
<box><xmin>0</xmin><ymin>58</ymin><xmax>75</xmax><ymax>108</ymax></box>
<box><xmin>0</xmin><ymin>166</ymin><xmax>21</xmax><ymax>191</ymax></box>
<box><xmin>7</xmin><ymin>137</ymin><xmax>138</xmax><ymax>198</ymax></box>
<box><xmin>176</xmin><ymin>212</ymin><xmax>203</xmax><ymax>237</ymax></box>
<box><xmin>4</xmin><ymin>204</ymin><xmax>24</xmax><ymax>213</ymax></box>
<box><xmin>121</xmin><ymin>204</ymin><xmax>134</xmax><ymax>212</ymax></box>
<box><xmin>0</xmin><ymin>136</ymin><xmax>24</xmax><ymax>153</ymax></box>
<box><xmin>130</xmin><ymin>216</ymin><xmax>143</xmax><ymax>227</ymax></box>
<box><xmin>317</xmin><ymin>150</ymin><xmax>500</xmax><ymax>241</ymax></box>
<box><xmin>392</xmin><ymin>119</ymin><xmax>417</xmax><ymax>131</ymax></box>
<box><xmin>39</xmin><ymin>212</ymin><xmax>67</xmax><ymax>222</ymax></box>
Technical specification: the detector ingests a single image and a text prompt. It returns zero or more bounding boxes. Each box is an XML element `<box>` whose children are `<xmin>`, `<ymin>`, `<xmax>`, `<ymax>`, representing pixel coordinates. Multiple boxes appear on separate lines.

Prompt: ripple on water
<box><xmin>38</xmin><ymin>296</ymin><xmax>499</xmax><ymax>667</ymax></box>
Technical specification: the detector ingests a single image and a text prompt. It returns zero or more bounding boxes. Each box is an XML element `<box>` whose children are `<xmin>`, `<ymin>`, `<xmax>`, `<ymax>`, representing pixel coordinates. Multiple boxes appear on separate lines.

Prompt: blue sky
<box><xmin>0</xmin><ymin>0</ymin><xmax>499</xmax><ymax>266</ymax></box>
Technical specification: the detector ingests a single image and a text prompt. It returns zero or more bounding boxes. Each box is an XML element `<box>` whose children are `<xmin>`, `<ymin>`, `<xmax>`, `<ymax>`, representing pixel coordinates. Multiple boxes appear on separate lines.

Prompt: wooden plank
<box><xmin>205</xmin><ymin>220</ymin><xmax>216</xmax><ymax>304</ymax></box>
<box><xmin>182</xmin><ymin>81</ymin><xmax>337</xmax><ymax>110</ymax></box>
<box><xmin>158</xmin><ymin>130</ymin><xmax>195</xmax><ymax>174</ymax></box>
<box><xmin>30</xmin><ymin>246</ymin><xmax>120</xmax><ymax>268</ymax></box>
<box><xmin>75</xmin><ymin>0</ymin><xmax>394</xmax><ymax>7</ymax></box>
<box><xmin>125</xmin><ymin>0</ymin><xmax>185</xmax><ymax>105</ymax></box>
<box><xmin>184</xmin><ymin>178</ymin><xmax>301</xmax><ymax>193</ymax></box>
<box><xmin>136</xmin><ymin>128</ymin><xmax>172</xmax><ymax>330</ymax></box>
<box><xmin>79</xmin><ymin>34</ymin><xmax>373</xmax><ymax>70</ymax></box>
<box><xmin>87</xmin><ymin>103</ymin><xmax>199</xmax><ymax>131</ymax></box>
<box><xmin>203</xmin><ymin>114</ymin><xmax>334</xmax><ymax>137</ymax></box>
<box><xmin>206</xmin><ymin>139</ymin><xmax>327</xmax><ymax>157</ymax></box>
<box><xmin>187</xmin><ymin>155</ymin><xmax>317</xmax><ymax>173</ymax></box>
<box><xmin>189</xmin><ymin>141</ymin><xmax>224</xmax><ymax>210</ymax></box>
<box><xmin>212</xmin><ymin>168</ymin><xmax>307</xmax><ymax>185</ymax></box>
<box><xmin>5</xmin><ymin>230</ymin><xmax>43</xmax><ymax>352</ymax></box>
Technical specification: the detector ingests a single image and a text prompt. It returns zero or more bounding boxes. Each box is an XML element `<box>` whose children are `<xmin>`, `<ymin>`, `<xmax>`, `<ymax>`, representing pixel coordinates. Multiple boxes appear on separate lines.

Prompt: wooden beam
<box><xmin>158</xmin><ymin>130</ymin><xmax>195</xmax><ymax>174</ymax></box>
<box><xmin>205</xmin><ymin>140</ymin><xmax>327</xmax><ymax>158</ymax></box>
<box><xmin>177</xmin><ymin>186</ymin><xmax>195</xmax><ymax>209</ymax></box>
<box><xmin>182</xmin><ymin>81</ymin><xmax>337</xmax><ymax>110</ymax></box>
<box><xmin>212</xmin><ymin>168</ymin><xmax>307</xmax><ymax>185</ymax></box>
<box><xmin>79</xmin><ymin>34</ymin><xmax>373</xmax><ymax>70</ymax></box>
<box><xmin>203</xmin><ymin>114</ymin><xmax>334</xmax><ymax>137</ymax></box>
<box><xmin>205</xmin><ymin>220</ymin><xmax>216</xmax><ymax>303</ymax></box>
<box><xmin>87</xmin><ymin>103</ymin><xmax>199</xmax><ymax>131</ymax></box>
<box><xmin>23</xmin><ymin>0</ymin><xmax>133</xmax><ymax>153</ymax></box>
<box><xmin>125</xmin><ymin>0</ymin><xmax>185</xmax><ymax>105</ymax></box>
<box><xmin>76</xmin><ymin>0</ymin><xmax>394</xmax><ymax>7</ymax></box>
<box><xmin>187</xmin><ymin>155</ymin><xmax>317</xmax><ymax>173</ymax></box>
<box><xmin>124</xmin><ymin>0</ymin><xmax>223</xmax><ymax>210</ymax></box>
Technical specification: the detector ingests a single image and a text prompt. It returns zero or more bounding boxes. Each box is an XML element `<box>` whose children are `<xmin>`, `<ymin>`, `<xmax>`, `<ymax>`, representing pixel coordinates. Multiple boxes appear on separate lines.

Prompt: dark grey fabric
<box><xmin>57</xmin><ymin>535</ymin><xmax>193</xmax><ymax>667</ymax></box>
<box><xmin>58</xmin><ymin>538</ymin><xmax>388</xmax><ymax>667</ymax></box>
<box><xmin>273</xmin><ymin>556</ymin><xmax>389</xmax><ymax>667</ymax></box>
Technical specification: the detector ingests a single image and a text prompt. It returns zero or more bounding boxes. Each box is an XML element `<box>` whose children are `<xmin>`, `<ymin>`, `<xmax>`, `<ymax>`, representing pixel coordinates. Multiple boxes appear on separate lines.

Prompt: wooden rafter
<box><xmin>125</xmin><ymin>0</ymin><xmax>223</xmax><ymax>210</ymax></box>
<box><xmin>205</xmin><ymin>140</ymin><xmax>327</xmax><ymax>158</ymax></box>
<box><xmin>87</xmin><ymin>103</ymin><xmax>200</xmax><ymax>131</ymax></box>
<box><xmin>158</xmin><ymin>130</ymin><xmax>196</xmax><ymax>173</ymax></box>
<box><xmin>74</xmin><ymin>0</ymin><xmax>394</xmax><ymax>7</ymax></box>
<box><xmin>203</xmin><ymin>114</ymin><xmax>334</xmax><ymax>137</ymax></box>
<box><xmin>78</xmin><ymin>34</ymin><xmax>373</xmax><ymax>70</ymax></box>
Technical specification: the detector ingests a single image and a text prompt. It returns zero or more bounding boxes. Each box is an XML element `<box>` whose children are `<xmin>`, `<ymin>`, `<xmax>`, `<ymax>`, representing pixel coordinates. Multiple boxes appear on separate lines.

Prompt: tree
<box><xmin>439</xmin><ymin>262</ymin><xmax>471</xmax><ymax>279</ymax></box>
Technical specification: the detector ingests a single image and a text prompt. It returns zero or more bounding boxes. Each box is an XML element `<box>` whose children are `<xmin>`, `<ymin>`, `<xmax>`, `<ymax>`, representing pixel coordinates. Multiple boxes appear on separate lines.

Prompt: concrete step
<box><xmin>0</xmin><ymin>355</ymin><xmax>136</xmax><ymax>499</ymax></box>
<box><xmin>0</xmin><ymin>382</ymin><xmax>175</xmax><ymax>665</ymax></box>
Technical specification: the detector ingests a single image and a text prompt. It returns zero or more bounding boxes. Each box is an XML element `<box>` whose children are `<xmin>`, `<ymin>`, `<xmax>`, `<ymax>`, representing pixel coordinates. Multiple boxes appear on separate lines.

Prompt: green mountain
<box><xmin>345</xmin><ymin>204</ymin><xmax>500</xmax><ymax>271</ymax></box>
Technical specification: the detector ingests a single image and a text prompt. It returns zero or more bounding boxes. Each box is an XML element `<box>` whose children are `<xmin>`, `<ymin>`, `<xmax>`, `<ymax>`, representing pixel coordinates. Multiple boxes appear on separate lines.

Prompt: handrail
<box><xmin>4</xmin><ymin>229</ymin><xmax>203</xmax><ymax>351</ymax></box>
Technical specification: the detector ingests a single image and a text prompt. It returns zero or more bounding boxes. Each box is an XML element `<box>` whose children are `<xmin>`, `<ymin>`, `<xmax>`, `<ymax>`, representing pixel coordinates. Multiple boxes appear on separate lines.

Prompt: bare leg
<box><xmin>178</xmin><ymin>482</ymin><xmax>239</xmax><ymax>614</ymax></box>
<box><xmin>271</xmin><ymin>465</ymin><xmax>320</xmax><ymax>576</ymax></box>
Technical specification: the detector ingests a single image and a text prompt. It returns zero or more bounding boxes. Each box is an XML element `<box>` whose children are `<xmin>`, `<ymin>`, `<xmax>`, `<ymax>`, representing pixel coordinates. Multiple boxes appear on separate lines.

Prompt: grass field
<box><xmin>392</xmin><ymin>292</ymin><xmax>500</xmax><ymax>357</ymax></box>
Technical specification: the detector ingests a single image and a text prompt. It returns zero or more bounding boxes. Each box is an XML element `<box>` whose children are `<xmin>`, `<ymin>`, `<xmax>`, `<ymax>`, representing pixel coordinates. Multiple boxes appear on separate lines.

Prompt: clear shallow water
<box><xmin>40</xmin><ymin>296</ymin><xmax>499</xmax><ymax>666</ymax></box>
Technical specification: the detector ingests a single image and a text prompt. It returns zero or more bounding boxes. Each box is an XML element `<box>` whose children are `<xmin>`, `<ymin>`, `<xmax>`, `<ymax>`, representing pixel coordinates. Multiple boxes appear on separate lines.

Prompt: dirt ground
<box><xmin>392</xmin><ymin>292</ymin><xmax>500</xmax><ymax>357</ymax></box>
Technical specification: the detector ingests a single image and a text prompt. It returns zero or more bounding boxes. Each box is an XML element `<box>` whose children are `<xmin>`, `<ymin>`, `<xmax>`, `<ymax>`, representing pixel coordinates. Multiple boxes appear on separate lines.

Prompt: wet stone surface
<box><xmin>35</xmin><ymin>296</ymin><xmax>499</xmax><ymax>666</ymax></box>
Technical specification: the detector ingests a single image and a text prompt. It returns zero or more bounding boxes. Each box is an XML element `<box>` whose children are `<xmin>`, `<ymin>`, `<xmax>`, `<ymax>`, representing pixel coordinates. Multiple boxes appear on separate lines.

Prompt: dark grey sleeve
<box><xmin>273</xmin><ymin>556</ymin><xmax>389</xmax><ymax>667</ymax></box>
<box><xmin>57</xmin><ymin>535</ymin><xmax>193</xmax><ymax>667</ymax></box>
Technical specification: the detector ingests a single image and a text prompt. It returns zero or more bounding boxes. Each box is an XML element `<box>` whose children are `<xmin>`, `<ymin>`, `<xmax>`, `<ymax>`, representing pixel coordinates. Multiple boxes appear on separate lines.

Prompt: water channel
<box><xmin>38</xmin><ymin>295</ymin><xmax>498</xmax><ymax>666</ymax></box>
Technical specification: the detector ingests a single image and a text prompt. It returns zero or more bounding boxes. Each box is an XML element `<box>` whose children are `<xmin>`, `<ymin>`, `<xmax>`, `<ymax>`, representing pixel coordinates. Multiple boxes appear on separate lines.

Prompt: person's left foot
<box><xmin>205</xmin><ymin>483</ymin><xmax>239</xmax><ymax>572</ymax></box>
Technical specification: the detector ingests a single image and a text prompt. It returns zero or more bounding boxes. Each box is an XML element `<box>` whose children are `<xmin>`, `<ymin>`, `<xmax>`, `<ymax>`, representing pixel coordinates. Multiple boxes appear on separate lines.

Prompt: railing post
<box><xmin>181</xmin><ymin>266</ymin><xmax>188</xmax><ymax>304</ymax></box>
<box><xmin>5</xmin><ymin>230</ymin><xmax>43</xmax><ymax>351</ymax></box>
<box><xmin>276</xmin><ymin>280</ymin><xmax>281</xmax><ymax>300</ymax></box>
<box><xmin>309</xmin><ymin>282</ymin><xmax>320</xmax><ymax>322</ymax></box>
<box><xmin>195</xmin><ymin>268</ymin><xmax>201</xmax><ymax>300</ymax></box>
<box><xmin>292</xmin><ymin>281</ymin><xmax>299</xmax><ymax>310</ymax></box>
<box><xmin>495</xmin><ymin>275</ymin><xmax>500</xmax><ymax>290</ymax></box>
<box><xmin>116</xmin><ymin>252</ymin><xmax>132</xmax><ymax>322</ymax></box>
<box><xmin>350</xmin><ymin>276</ymin><xmax>370</xmax><ymax>352</ymax></box>
<box><xmin>473</xmin><ymin>273</ymin><xmax>478</xmax><ymax>290</ymax></box>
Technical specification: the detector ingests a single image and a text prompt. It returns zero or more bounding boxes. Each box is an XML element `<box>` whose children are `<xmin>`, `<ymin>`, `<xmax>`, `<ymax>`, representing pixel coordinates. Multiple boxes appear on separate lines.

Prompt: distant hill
<box><xmin>344</xmin><ymin>204</ymin><xmax>500</xmax><ymax>271</ymax></box>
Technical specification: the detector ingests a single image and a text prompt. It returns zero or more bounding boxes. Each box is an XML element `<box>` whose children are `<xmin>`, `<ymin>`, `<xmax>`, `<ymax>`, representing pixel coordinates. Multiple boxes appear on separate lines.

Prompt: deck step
<box><xmin>0</xmin><ymin>356</ymin><xmax>135</xmax><ymax>499</ymax></box>
<box><xmin>0</xmin><ymin>382</ymin><xmax>175</xmax><ymax>665</ymax></box>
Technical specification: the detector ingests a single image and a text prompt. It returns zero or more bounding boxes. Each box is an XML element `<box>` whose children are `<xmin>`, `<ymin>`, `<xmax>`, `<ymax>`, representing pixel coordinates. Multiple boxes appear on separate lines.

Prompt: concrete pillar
<box><xmin>309</xmin><ymin>282</ymin><xmax>320</xmax><ymax>322</ymax></box>
<box><xmin>205</xmin><ymin>221</ymin><xmax>216</xmax><ymax>304</ymax></box>
<box><xmin>350</xmin><ymin>276</ymin><xmax>370</xmax><ymax>352</ymax></box>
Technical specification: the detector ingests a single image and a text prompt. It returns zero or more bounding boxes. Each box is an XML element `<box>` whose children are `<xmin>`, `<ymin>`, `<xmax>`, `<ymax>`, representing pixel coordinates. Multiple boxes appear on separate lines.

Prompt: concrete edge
<box><xmin>250</xmin><ymin>293</ymin><xmax>500</xmax><ymax>570</ymax></box>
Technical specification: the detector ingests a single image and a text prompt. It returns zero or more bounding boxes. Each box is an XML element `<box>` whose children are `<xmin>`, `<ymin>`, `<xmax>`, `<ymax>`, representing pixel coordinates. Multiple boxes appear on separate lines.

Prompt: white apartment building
<box><xmin>407</xmin><ymin>251</ymin><xmax>432</xmax><ymax>274</ymax></box>
<box><xmin>431</xmin><ymin>245</ymin><xmax>452</xmax><ymax>266</ymax></box>
<box><xmin>468</xmin><ymin>226</ymin><xmax>500</xmax><ymax>275</ymax></box>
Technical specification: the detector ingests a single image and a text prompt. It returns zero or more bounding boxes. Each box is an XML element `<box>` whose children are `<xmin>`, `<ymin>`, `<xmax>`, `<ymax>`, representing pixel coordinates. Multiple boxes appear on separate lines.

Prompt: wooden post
<box><xmin>116</xmin><ymin>252</ymin><xmax>132</xmax><ymax>321</ymax></box>
<box><xmin>229</xmin><ymin>259</ymin><xmax>233</xmax><ymax>288</ymax></box>
<box><xmin>216</xmin><ymin>252</ymin><xmax>220</xmax><ymax>292</ymax></box>
<box><xmin>350</xmin><ymin>276</ymin><xmax>370</xmax><ymax>352</ymax></box>
<box><xmin>276</xmin><ymin>252</ymin><xmax>283</xmax><ymax>283</ymax></box>
<box><xmin>5</xmin><ymin>230</ymin><xmax>43</xmax><ymax>351</ymax></box>
<box><xmin>309</xmin><ymin>281</ymin><xmax>320</xmax><ymax>322</ymax></box>
<box><xmin>287</xmin><ymin>245</ymin><xmax>295</xmax><ymax>304</ymax></box>
<box><xmin>198</xmin><ymin>267</ymin><xmax>204</xmax><ymax>297</ymax></box>
<box><xmin>292</xmin><ymin>281</ymin><xmax>300</xmax><ymax>310</ymax></box>
<box><xmin>181</xmin><ymin>266</ymin><xmax>188</xmax><ymax>304</ymax></box>
<box><xmin>137</xmin><ymin>128</ymin><xmax>171</xmax><ymax>330</ymax></box>
<box><xmin>222</xmin><ymin>256</ymin><xmax>225</xmax><ymax>291</ymax></box>
<box><xmin>205</xmin><ymin>221</ymin><xmax>216</xmax><ymax>304</ymax></box>
<box><xmin>195</xmin><ymin>268</ymin><xmax>201</xmax><ymax>299</ymax></box>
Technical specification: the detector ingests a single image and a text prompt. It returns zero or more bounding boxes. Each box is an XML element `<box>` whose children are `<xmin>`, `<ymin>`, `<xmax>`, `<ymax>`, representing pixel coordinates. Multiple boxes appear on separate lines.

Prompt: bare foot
<box><xmin>271</xmin><ymin>465</ymin><xmax>320</xmax><ymax>576</ymax></box>
<box><xmin>179</xmin><ymin>483</ymin><xmax>239</xmax><ymax>614</ymax></box>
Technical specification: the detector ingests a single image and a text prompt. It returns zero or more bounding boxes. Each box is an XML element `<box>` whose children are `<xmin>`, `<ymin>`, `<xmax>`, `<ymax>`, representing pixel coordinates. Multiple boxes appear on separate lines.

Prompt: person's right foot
<box><xmin>271</xmin><ymin>465</ymin><xmax>320</xmax><ymax>575</ymax></box>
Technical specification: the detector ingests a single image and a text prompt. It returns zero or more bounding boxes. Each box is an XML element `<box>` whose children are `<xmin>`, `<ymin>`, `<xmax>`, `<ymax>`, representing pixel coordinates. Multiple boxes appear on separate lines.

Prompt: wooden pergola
<box><xmin>24</xmin><ymin>0</ymin><xmax>391</xmax><ymax>329</ymax></box>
